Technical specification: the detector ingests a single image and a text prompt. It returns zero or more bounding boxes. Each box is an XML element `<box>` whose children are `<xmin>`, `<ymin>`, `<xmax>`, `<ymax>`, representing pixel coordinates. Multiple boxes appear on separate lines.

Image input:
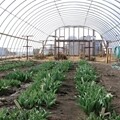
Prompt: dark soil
<box><xmin>48</xmin><ymin>64</ymin><xmax>87</xmax><ymax>120</ymax></box>
<box><xmin>91</xmin><ymin>62</ymin><xmax>120</xmax><ymax>114</ymax></box>
<box><xmin>0</xmin><ymin>83</ymin><xmax>31</xmax><ymax>108</ymax></box>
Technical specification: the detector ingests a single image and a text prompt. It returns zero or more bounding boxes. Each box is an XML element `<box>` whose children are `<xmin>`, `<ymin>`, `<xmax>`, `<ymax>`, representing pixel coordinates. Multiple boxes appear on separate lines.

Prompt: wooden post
<box><xmin>73</xmin><ymin>27</ymin><xmax>75</xmax><ymax>56</ymax></box>
<box><xmin>69</xmin><ymin>27</ymin><xmax>70</xmax><ymax>56</ymax></box>
<box><xmin>93</xmin><ymin>30</ymin><xmax>95</xmax><ymax>56</ymax></box>
<box><xmin>88</xmin><ymin>41</ymin><xmax>91</xmax><ymax>60</ymax></box>
<box><xmin>108</xmin><ymin>48</ymin><xmax>112</xmax><ymax>63</ymax></box>
<box><xmin>54</xmin><ymin>30</ymin><xmax>57</xmax><ymax>57</ymax></box>
<box><xmin>109</xmin><ymin>48</ymin><xmax>111</xmax><ymax>63</ymax></box>
<box><xmin>78</xmin><ymin>27</ymin><xmax>80</xmax><ymax>55</ymax></box>
<box><xmin>23</xmin><ymin>35</ymin><xmax>32</xmax><ymax>60</ymax></box>
<box><xmin>106</xmin><ymin>41</ymin><xmax>109</xmax><ymax>63</ymax></box>
<box><xmin>63</xmin><ymin>27</ymin><xmax>65</xmax><ymax>54</ymax></box>
<box><xmin>58</xmin><ymin>39</ymin><xmax>60</xmax><ymax>59</ymax></box>
<box><xmin>41</xmin><ymin>41</ymin><xmax>45</xmax><ymax>55</ymax></box>
<box><xmin>106</xmin><ymin>48</ymin><xmax>109</xmax><ymax>63</ymax></box>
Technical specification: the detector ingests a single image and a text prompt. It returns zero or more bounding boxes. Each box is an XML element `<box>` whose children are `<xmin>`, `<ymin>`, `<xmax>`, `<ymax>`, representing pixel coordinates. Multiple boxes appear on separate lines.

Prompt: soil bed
<box><xmin>48</xmin><ymin>63</ymin><xmax>87</xmax><ymax>120</ymax></box>
<box><xmin>1</xmin><ymin>61</ymin><xmax>120</xmax><ymax>119</ymax></box>
<box><xmin>91</xmin><ymin>62</ymin><xmax>120</xmax><ymax>114</ymax></box>
<box><xmin>0</xmin><ymin>82</ymin><xmax>31</xmax><ymax>108</ymax></box>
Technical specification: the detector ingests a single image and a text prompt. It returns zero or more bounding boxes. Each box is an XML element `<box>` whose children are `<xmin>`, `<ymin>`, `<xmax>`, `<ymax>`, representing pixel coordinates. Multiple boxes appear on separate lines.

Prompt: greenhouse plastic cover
<box><xmin>0</xmin><ymin>0</ymin><xmax>120</xmax><ymax>50</ymax></box>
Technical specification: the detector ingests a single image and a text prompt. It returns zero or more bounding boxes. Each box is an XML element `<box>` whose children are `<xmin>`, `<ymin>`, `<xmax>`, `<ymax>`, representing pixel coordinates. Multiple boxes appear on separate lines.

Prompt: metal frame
<box><xmin>0</xmin><ymin>0</ymin><xmax>119</xmax><ymax>59</ymax></box>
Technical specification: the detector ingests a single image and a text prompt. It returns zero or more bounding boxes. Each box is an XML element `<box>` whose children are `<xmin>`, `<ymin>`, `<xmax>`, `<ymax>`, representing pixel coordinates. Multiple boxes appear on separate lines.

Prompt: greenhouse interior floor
<box><xmin>48</xmin><ymin>62</ymin><xmax>120</xmax><ymax>119</ymax></box>
<box><xmin>0</xmin><ymin>59</ymin><xmax>120</xmax><ymax>119</ymax></box>
<box><xmin>91</xmin><ymin>63</ymin><xmax>120</xmax><ymax>113</ymax></box>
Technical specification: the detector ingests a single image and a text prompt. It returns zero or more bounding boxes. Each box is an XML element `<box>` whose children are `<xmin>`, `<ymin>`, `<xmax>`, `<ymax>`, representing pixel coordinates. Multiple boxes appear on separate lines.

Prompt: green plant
<box><xmin>0</xmin><ymin>79</ymin><xmax>21</xmax><ymax>95</ymax></box>
<box><xmin>0</xmin><ymin>61</ymin><xmax>34</xmax><ymax>71</ymax></box>
<box><xmin>87</xmin><ymin>113</ymin><xmax>103</xmax><ymax>120</ymax></box>
<box><xmin>0</xmin><ymin>61</ymin><xmax>72</xmax><ymax>120</ymax></box>
<box><xmin>0</xmin><ymin>107</ymin><xmax>48</xmax><ymax>120</ymax></box>
<box><xmin>75</xmin><ymin>60</ymin><xmax>119</xmax><ymax>120</ymax></box>
<box><xmin>41</xmin><ymin>91</ymin><xmax>56</xmax><ymax>108</ymax></box>
<box><xmin>5</xmin><ymin>70</ymin><xmax>33</xmax><ymax>83</ymax></box>
<box><xmin>29</xmin><ymin>61</ymin><xmax>56</xmax><ymax>74</ymax></box>
<box><xmin>87</xmin><ymin>112</ymin><xmax>120</xmax><ymax>120</ymax></box>
<box><xmin>78</xmin><ymin>60</ymin><xmax>88</xmax><ymax>65</ymax></box>
<box><xmin>54</xmin><ymin>61</ymin><xmax>72</xmax><ymax>72</ymax></box>
<box><xmin>107</xmin><ymin>111</ymin><xmax>120</xmax><ymax>120</ymax></box>
<box><xmin>75</xmin><ymin>64</ymin><xmax>98</xmax><ymax>82</ymax></box>
<box><xmin>77</xmin><ymin>81</ymin><xmax>113</xmax><ymax>115</ymax></box>
<box><xmin>18</xmin><ymin>61</ymin><xmax>72</xmax><ymax>109</ymax></box>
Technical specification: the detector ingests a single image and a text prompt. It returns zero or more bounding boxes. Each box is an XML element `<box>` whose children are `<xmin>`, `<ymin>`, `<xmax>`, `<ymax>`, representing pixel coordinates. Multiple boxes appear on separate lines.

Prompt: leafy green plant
<box><xmin>41</xmin><ymin>91</ymin><xmax>56</xmax><ymax>108</ymax></box>
<box><xmin>29</xmin><ymin>61</ymin><xmax>56</xmax><ymax>74</ymax></box>
<box><xmin>87</xmin><ymin>112</ymin><xmax>120</xmax><ymax>120</ymax></box>
<box><xmin>108</xmin><ymin>111</ymin><xmax>120</xmax><ymax>120</ymax></box>
<box><xmin>75</xmin><ymin>64</ymin><xmax>98</xmax><ymax>82</ymax></box>
<box><xmin>75</xmin><ymin>60</ymin><xmax>119</xmax><ymax>120</ymax></box>
<box><xmin>77</xmin><ymin>81</ymin><xmax>113</xmax><ymax>115</ymax></box>
<box><xmin>18</xmin><ymin>71</ymin><xmax>61</xmax><ymax>108</ymax></box>
<box><xmin>75</xmin><ymin>62</ymin><xmax>112</xmax><ymax>115</ymax></box>
<box><xmin>5</xmin><ymin>70</ymin><xmax>33</xmax><ymax>83</ymax></box>
<box><xmin>18</xmin><ymin>85</ymin><xmax>57</xmax><ymax>109</ymax></box>
<box><xmin>0</xmin><ymin>61</ymin><xmax>34</xmax><ymax>71</ymax></box>
<box><xmin>0</xmin><ymin>61</ymin><xmax>72</xmax><ymax>120</ymax></box>
<box><xmin>0</xmin><ymin>107</ymin><xmax>48</xmax><ymax>120</ymax></box>
<box><xmin>18</xmin><ymin>61</ymin><xmax>72</xmax><ymax>109</ymax></box>
<box><xmin>87</xmin><ymin>112</ymin><xmax>103</xmax><ymax>120</ymax></box>
<box><xmin>78</xmin><ymin>60</ymin><xmax>88</xmax><ymax>65</ymax></box>
<box><xmin>54</xmin><ymin>61</ymin><xmax>72</xmax><ymax>72</ymax></box>
<box><xmin>0</xmin><ymin>79</ymin><xmax>21</xmax><ymax>95</ymax></box>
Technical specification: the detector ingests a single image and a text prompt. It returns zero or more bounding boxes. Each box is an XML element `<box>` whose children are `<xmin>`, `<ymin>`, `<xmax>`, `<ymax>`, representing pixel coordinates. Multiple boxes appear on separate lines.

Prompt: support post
<box><xmin>93</xmin><ymin>30</ymin><xmax>95</xmax><ymax>56</ymax></box>
<box><xmin>58</xmin><ymin>38</ymin><xmax>60</xmax><ymax>59</ymax></box>
<box><xmin>23</xmin><ymin>35</ymin><xmax>33</xmax><ymax>60</ymax></box>
<box><xmin>26</xmin><ymin>36</ymin><xmax>29</xmax><ymax>60</ymax></box>
<box><xmin>88</xmin><ymin>41</ymin><xmax>91</xmax><ymax>60</ymax></box>
<box><xmin>63</xmin><ymin>27</ymin><xmax>65</xmax><ymax>54</ymax></box>
<box><xmin>78</xmin><ymin>27</ymin><xmax>80</xmax><ymax>55</ymax></box>
<box><xmin>106</xmin><ymin>41</ymin><xmax>109</xmax><ymax>63</ymax></box>
<box><xmin>54</xmin><ymin>30</ymin><xmax>57</xmax><ymax>57</ymax></box>
<box><xmin>69</xmin><ymin>27</ymin><xmax>70</xmax><ymax>56</ymax></box>
<box><xmin>73</xmin><ymin>27</ymin><xmax>75</xmax><ymax>56</ymax></box>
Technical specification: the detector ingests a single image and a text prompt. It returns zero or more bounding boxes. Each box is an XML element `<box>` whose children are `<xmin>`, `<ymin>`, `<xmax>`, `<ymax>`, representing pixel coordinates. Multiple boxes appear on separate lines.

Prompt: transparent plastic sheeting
<box><xmin>0</xmin><ymin>0</ymin><xmax>120</xmax><ymax>50</ymax></box>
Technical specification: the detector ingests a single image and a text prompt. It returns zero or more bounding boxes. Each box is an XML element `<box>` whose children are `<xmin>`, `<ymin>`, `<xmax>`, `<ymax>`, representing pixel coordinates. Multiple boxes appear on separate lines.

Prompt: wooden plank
<box><xmin>85</xmin><ymin>47</ymin><xmax>94</xmax><ymax>48</ymax></box>
<box><xmin>56</xmin><ymin>40</ymin><xmax>102</xmax><ymax>42</ymax></box>
<box><xmin>14</xmin><ymin>100</ymin><xmax>22</xmax><ymax>110</ymax></box>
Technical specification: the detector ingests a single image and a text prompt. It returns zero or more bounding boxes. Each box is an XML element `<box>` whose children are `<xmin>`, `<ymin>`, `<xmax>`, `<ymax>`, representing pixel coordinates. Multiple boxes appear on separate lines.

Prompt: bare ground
<box><xmin>0</xmin><ymin>82</ymin><xmax>31</xmax><ymax>108</ymax></box>
<box><xmin>91</xmin><ymin>62</ymin><xmax>120</xmax><ymax>114</ymax></box>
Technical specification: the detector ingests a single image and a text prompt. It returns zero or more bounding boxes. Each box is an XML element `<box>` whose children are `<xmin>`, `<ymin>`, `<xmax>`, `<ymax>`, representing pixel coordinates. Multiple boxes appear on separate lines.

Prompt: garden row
<box><xmin>0</xmin><ymin>61</ymin><xmax>56</xmax><ymax>96</ymax></box>
<box><xmin>0</xmin><ymin>68</ymin><xmax>34</xmax><ymax>96</ymax></box>
<box><xmin>75</xmin><ymin>60</ymin><xmax>120</xmax><ymax>120</ymax></box>
<box><xmin>0</xmin><ymin>61</ymin><xmax>72</xmax><ymax>120</ymax></box>
<box><xmin>0</xmin><ymin>61</ymin><xmax>34</xmax><ymax>71</ymax></box>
